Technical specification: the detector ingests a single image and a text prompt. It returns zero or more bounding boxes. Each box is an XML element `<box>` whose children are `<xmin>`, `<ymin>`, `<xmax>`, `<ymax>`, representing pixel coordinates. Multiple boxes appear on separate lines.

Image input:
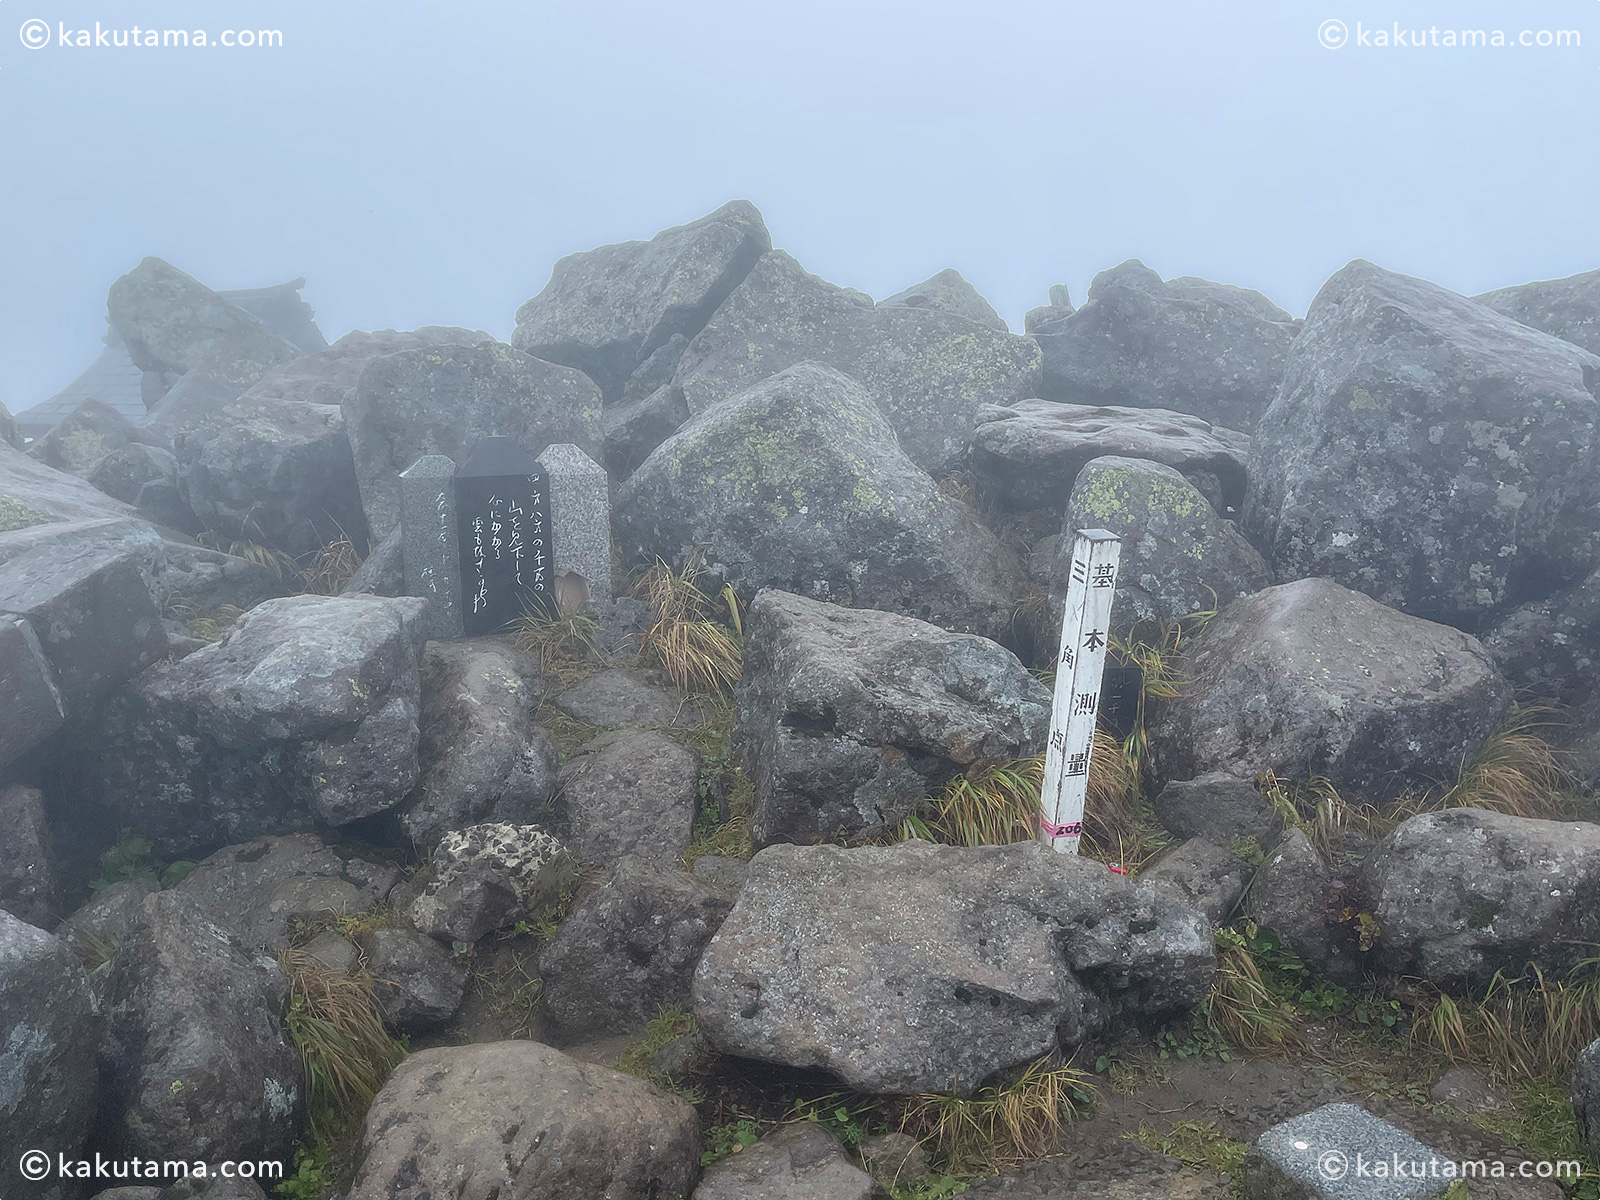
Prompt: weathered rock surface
<box><xmin>1245</xmin><ymin>260</ymin><xmax>1600</xmax><ymax>629</ymax></box>
<box><xmin>1149</xmin><ymin>579</ymin><xmax>1510</xmax><ymax>797</ymax></box>
<box><xmin>513</xmin><ymin>200</ymin><xmax>771</xmax><ymax>402</ymax></box>
<box><xmin>554</xmin><ymin>667</ymin><xmax>704</xmax><ymax>729</ymax></box>
<box><xmin>1033</xmin><ymin>260</ymin><xmax>1298</xmax><ymax>430</ymax></box>
<box><xmin>0</xmin><ymin>910</ymin><xmax>100</xmax><ymax>1200</ymax></box>
<box><xmin>409</xmin><ymin>823</ymin><xmax>577</xmax><ymax>945</ymax></box>
<box><xmin>87</xmin><ymin>443</ymin><xmax>191</xmax><ymax>530</ymax></box>
<box><xmin>616</xmin><ymin>362</ymin><xmax>1030</xmax><ymax>641</ymax></box>
<box><xmin>56</xmin><ymin>877</ymin><xmax>160</xmax><ymax>964</ymax></box>
<box><xmin>1477</xmin><ymin>267</ymin><xmax>1600</xmax><ymax>357</ymax></box>
<box><xmin>540</xmin><ymin>856</ymin><xmax>736</xmax><ymax>1035</ymax></box>
<box><xmin>87</xmin><ymin>594</ymin><xmax>428</xmax><ymax>856</ymax></box>
<box><xmin>1483</xmin><ymin>563</ymin><xmax>1600</xmax><ymax>711</ymax></box>
<box><xmin>356</xmin><ymin>927</ymin><xmax>468</xmax><ymax>1032</ymax></box>
<box><xmin>1151</xmin><ymin>772</ymin><xmax>1281</xmax><ymax>846</ymax></box>
<box><xmin>343</xmin><ymin>341</ymin><xmax>603</xmax><ymax>540</ymax></box>
<box><xmin>1574</xmin><ymin>1039</ymin><xmax>1600</xmax><ymax>1149</ymax></box>
<box><xmin>28</xmin><ymin>398</ymin><xmax>164</xmax><ymax>477</ymax></box>
<box><xmin>735</xmin><ymin>590</ymin><xmax>1050</xmax><ymax>846</ymax></box>
<box><xmin>400</xmin><ymin>640</ymin><xmax>556</xmax><ymax>848</ymax></box>
<box><xmin>0</xmin><ymin>400</ymin><xmax>19</xmax><ymax>449</ymax></box>
<box><xmin>0</xmin><ymin>783</ymin><xmax>59</xmax><ymax>928</ymax></box>
<box><xmin>879</xmin><ymin>267</ymin><xmax>1008</xmax><ymax>332</ymax></box>
<box><xmin>971</xmin><ymin>401</ymin><xmax>1252</xmax><ymax>514</ymax></box>
<box><xmin>694</xmin><ymin>1122</ymin><xmax>874</xmax><ymax>1200</ymax></box>
<box><xmin>1143</xmin><ymin>838</ymin><xmax>1249</xmax><ymax>927</ymax></box>
<box><xmin>693</xmin><ymin>839</ymin><xmax>1214</xmax><ymax>1095</ymax></box>
<box><xmin>1024</xmin><ymin>284</ymin><xmax>1076</xmax><ymax>335</ymax></box>
<box><xmin>671</xmin><ymin>250</ymin><xmax>1042</xmax><ymax>472</ymax></box>
<box><xmin>349</xmin><ymin>1041</ymin><xmax>700</xmax><ymax>1200</ymax></box>
<box><xmin>602</xmin><ymin>378</ymin><xmax>693</xmax><ymax>476</ymax></box>
<box><xmin>557</xmin><ymin>729</ymin><xmax>701</xmax><ymax>868</ymax></box>
<box><xmin>1244</xmin><ymin>829</ymin><xmax>1367</xmax><ymax>986</ymax></box>
<box><xmin>1057</xmin><ymin>456</ymin><xmax>1271</xmax><ymax>639</ymax></box>
<box><xmin>97</xmin><ymin>890</ymin><xmax>302</xmax><ymax>1163</ymax></box>
<box><xmin>239</xmin><ymin>325</ymin><xmax>495</xmax><ymax>408</ymax></box>
<box><xmin>1363</xmin><ymin>809</ymin><xmax>1600</xmax><ymax>988</ymax></box>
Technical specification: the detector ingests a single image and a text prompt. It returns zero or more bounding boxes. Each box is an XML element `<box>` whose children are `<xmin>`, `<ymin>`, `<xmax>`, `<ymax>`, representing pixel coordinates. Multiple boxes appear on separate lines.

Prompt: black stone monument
<box><xmin>454</xmin><ymin>436</ymin><xmax>557</xmax><ymax>636</ymax></box>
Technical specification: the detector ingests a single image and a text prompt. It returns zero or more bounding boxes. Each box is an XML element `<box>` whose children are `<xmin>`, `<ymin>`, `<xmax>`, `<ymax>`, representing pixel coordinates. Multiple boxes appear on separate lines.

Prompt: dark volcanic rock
<box><xmin>86</xmin><ymin>443</ymin><xmax>191</xmax><ymax>529</ymax></box>
<box><xmin>735</xmin><ymin>590</ymin><xmax>1050</xmax><ymax>847</ymax></box>
<box><xmin>672</xmin><ymin>250</ymin><xmax>1041</xmax><ymax>473</ymax></box>
<box><xmin>1151</xmin><ymin>772</ymin><xmax>1281</xmax><ymax>846</ymax></box>
<box><xmin>513</xmin><ymin>200</ymin><xmax>771</xmax><ymax>402</ymax></box>
<box><xmin>616</xmin><ymin>362</ymin><xmax>1030</xmax><ymax>642</ymax></box>
<box><xmin>540</xmin><ymin>856</ymin><xmax>735</xmax><ymax>1035</ymax></box>
<box><xmin>557</xmin><ymin>729</ymin><xmax>701</xmax><ymax>868</ymax></box>
<box><xmin>554</xmin><ymin>667</ymin><xmax>703</xmax><ymax>729</ymax></box>
<box><xmin>693</xmin><ymin>839</ymin><xmax>1213</xmax><ymax>1095</ymax></box>
<box><xmin>0</xmin><ymin>783</ymin><xmax>59</xmax><ymax>928</ymax></box>
<box><xmin>879</xmin><ymin>267</ymin><xmax>1008</xmax><ymax>332</ymax></box>
<box><xmin>343</xmin><ymin>341</ymin><xmax>602</xmax><ymax>541</ymax></box>
<box><xmin>1244</xmin><ymin>829</ymin><xmax>1367</xmax><ymax>986</ymax></box>
<box><xmin>356</xmin><ymin>927</ymin><xmax>468</xmax><ymax>1032</ymax></box>
<box><xmin>1032</xmin><ymin>259</ymin><xmax>1298</xmax><ymax>430</ymax></box>
<box><xmin>971</xmin><ymin>400</ymin><xmax>1252</xmax><ymax>514</ymax></box>
<box><xmin>241</xmin><ymin>325</ymin><xmax>495</xmax><ymax>408</ymax></box>
<box><xmin>409</xmin><ymin>823</ymin><xmax>577</xmax><ymax>945</ymax></box>
<box><xmin>0</xmin><ymin>910</ymin><xmax>100</xmax><ymax>1200</ymax></box>
<box><xmin>55</xmin><ymin>877</ymin><xmax>160</xmax><ymax>964</ymax></box>
<box><xmin>87</xmin><ymin>594</ymin><xmax>428</xmax><ymax>856</ymax></box>
<box><xmin>1142</xmin><ymin>837</ymin><xmax>1249</xmax><ymax>927</ymax></box>
<box><xmin>1149</xmin><ymin>579</ymin><xmax>1510</xmax><ymax>797</ymax></box>
<box><xmin>1483</xmin><ymin>563</ymin><xmax>1600</xmax><ymax>711</ymax></box>
<box><xmin>350</xmin><ymin>1041</ymin><xmax>700</xmax><ymax>1200</ymax></box>
<box><xmin>694</xmin><ymin>1122</ymin><xmax>875</xmax><ymax>1200</ymax></box>
<box><xmin>601</xmin><ymin>378</ymin><xmax>693</xmax><ymax>477</ymax></box>
<box><xmin>1245</xmin><ymin>260</ymin><xmax>1600</xmax><ymax>629</ymax></box>
<box><xmin>1477</xmin><ymin>267</ymin><xmax>1600</xmax><ymax>357</ymax></box>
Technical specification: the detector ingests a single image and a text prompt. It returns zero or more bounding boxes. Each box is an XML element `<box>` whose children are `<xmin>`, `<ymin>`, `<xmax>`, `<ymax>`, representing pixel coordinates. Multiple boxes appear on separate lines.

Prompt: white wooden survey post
<box><xmin>1040</xmin><ymin>529</ymin><xmax>1122</xmax><ymax>855</ymax></box>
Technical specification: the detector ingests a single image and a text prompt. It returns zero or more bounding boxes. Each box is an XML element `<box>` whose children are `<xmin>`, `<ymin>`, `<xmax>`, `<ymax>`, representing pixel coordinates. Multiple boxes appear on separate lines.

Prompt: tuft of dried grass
<box><xmin>196</xmin><ymin>530</ymin><xmax>299</xmax><ymax>580</ymax></box>
<box><xmin>1204</xmin><ymin>925</ymin><xmax>1304</xmax><ymax>1054</ymax></box>
<box><xmin>299</xmin><ymin>537</ymin><xmax>365</xmax><ymax>596</ymax></box>
<box><xmin>899</xmin><ymin>1054</ymin><xmax>1095</xmax><ymax>1172</ymax></box>
<box><xmin>1434</xmin><ymin>705</ymin><xmax>1580</xmax><ymax>819</ymax></box>
<box><xmin>511</xmin><ymin>607</ymin><xmax>606</xmax><ymax>672</ymax></box>
<box><xmin>634</xmin><ymin>559</ymin><xmax>743</xmax><ymax>693</ymax></box>
<box><xmin>1413</xmin><ymin>960</ymin><xmax>1600</xmax><ymax>1085</ymax></box>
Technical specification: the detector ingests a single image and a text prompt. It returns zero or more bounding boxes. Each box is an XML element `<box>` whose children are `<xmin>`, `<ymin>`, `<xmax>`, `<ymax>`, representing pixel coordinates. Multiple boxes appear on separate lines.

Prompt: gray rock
<box><xmin>860</xmin><ymin>1131</ymin><xmax>929</xmax><ymax>1189</ymax></box>
<box><xmin>349</xmin><ymin>1041</ymin><xmax>700</xmax><ymax>1200</ymax></box>
<box><xmin>163</xmin><ymin>1179</ymin><xmax>270</xmax><ymax>1200</ymax></box>
<box><xmin>971</xmin><ymin>401</ymin><xmax>1253</xmax><ymax>514</ymax></box>
<box><xmin>1024</xmin><ymin>285</ymin><xmax>1076</xmax><ymax>334</ymax></box>
<box><xmin>91</xmin><ymin>1189</ymin><xmax>163</xmax><ymax>1200</ymax></box>
<box><xmin>0</xmin><ymin>910</ymin><xmax>100</xmax><ymax>1200</ymax></box>
<box><xmin>409</xmin><ymin>823</ymin><xmax>577</xmax><ymax>945</ymax></box>
<box><xmin>0</xmin><ymin>783</ymin><xmax>58</xmax><ymax>928</ymax></box>
<box><xmin>1429</xmin><ymin>1065</ymin><xmax>1508</xmax><ymax>1113</ymax></box>
<box><xmin>97</xmin><ymin>890</ymin><xmax>302</xmax><ymax>1164</ymax></box>
<box><xmin>356</xmin><ymin>927</ymin><xmax>468</xmax><ymax>1031</ymax></box>
<box><xmin>343</xmin><ymin>342</ymin><xmax>603</xmax><ymax>541</ymax></box>
<box><xmin>694</xmin><ymin>1122</ymin><xmax>874</xmax><ymax>1200</ymax></box>
<box><xmin>1245</xmin><ymin>260</ymin><xmax>1600</xmax><ymax>630</ymax></box>
<box><xmin>237</xmin><ymin>325</ymin><xmax>496</xmax><ymax>409</ymax></box>
<box><xmin>401</xmin><ymin>640</ymin><xmax>557</xmax><ymax>848</ymax></box>
<box><xmin>554</xmin><ymin>667</ymin><xmax>702</xmax><ymax>729</ymax></box>
<box><xmin>86</xmin><ymin>594</ymin><xmax>428</xmax><ymax>856</ymax></box>
<box><xmin>1244</xmin><ymin>829</ymin><xmax>1366</xmax><ymax>986</ymax></box>
<box><xmin>1483</xmin><ymin>563</ymin><xmax>1600</xmax><ymax>711</ymax></box>
<box><xmin>691</xmin><ymin>855</ymin><xmax>750</xmax><ymax>889</ymax></box>
<box><xmin>173</xmin><ymin>834</ymin><xmax>399</xmax><ymax>951</ymax></box>
<box><xmin>173</xmin><ymin>394</ymin><xmax>367</xmax><ymax>557</ymax></box>
<box><xmin>558</xmin><ymin>729</ymin><xmax>701</xmax><ymax>868</ymax></box>
<box><xmin>513</xmin><ymin>200</ymin><xmax>771</xmax><ymax>402</ymax></box>
<box><xmin>650</xmin><ymin>1028</ymin><xmax>713</xmax><ymax>1079</ymax></box>
<box><xmin>1574</xmin><ymin>1039</ymin><xmax>1600</xmax><ymax>1149</ymax></box>
<box><xmin>343</xmin><ymin>523</ymin><xmax>403</xmax><ymax>597</ymax></box>
<box><xmin>1056</xmin><ymin>456</ymin><xmax>1272</xmax><ymax>640</ymax></box>
<box><xmin>1477</xmin><ymin>267</ymin><xmax>1600</xmax><ymax>357</ymax></box>
<box><xmin>1143</xmin><ymin>838</ymin><xmax>1249</xmax><ymax>927</ymax></box>
<box><xmin>735</xmin><ymin>590</ymin><xmax>1050</xmax><ymax>847</ymax></box>
<box><xmin>55</xmin><ymin>878</ymin><xmax>160</xmax><ymax>964</ymax></box>
<box><xmin>692</xmin><ymin>839</ymin><xmax>1214</xmax><ymax>1095</ymax></box>
<box><xmin>86</xmin><ymin>443</ymin><xmax>190</xmax><ymax>528</ymax></box>
<box><xmin>1034</xmin><ymin>260</ymin><xmax>1298</xmax><ymax>431</ymax></box>
<box><xmin>602</xmin><ymin>380</ymin><xmax>693</xmax><ymax>477</ymax></box>
<box><xmin>302</xmin><ymin>930</ymin><xmax>360</xmax><ymax>974</ymax></box>
<box><xmin>0</xmin><ymin>399</ymin><xmax>19</xmax><ymax>449</ymax></box>
<box><xmin>540</xmin><ymin>856</ymin><xmax>736</xmax><ymax>1035</ymax></box>
<box><xmin>1152</xmin><ymin>772</ymin><xmax>1282</xmax><ymax>846</ymax></box>
<box><xmin>2</xmin><ymin>438</ymin><xmax>144</xmax><ymax>527</ymax></box>
<box><xmin>1242</xmin><ymin>1102</ymin><xmax>1448</xmax><ymax>1200</ymax></box>
<box><xmin>29</xmin><ymin>398</ymin><xmax>165</xmax><ymax>477</ymax></box>
<box><xmin>1362</xmin><ymin>809</ymin><xmax>1600</xmax><ymax>988</ymax></box>
<box><xmin>1149</xmin><ymin>579</ymin><xmax>1510</xmax><ymax>797</ymax></box>
<box><xmin>107</xmin><ymin>258</ymin><xmax>301</xmax><ymax>402</ymax></box>
<box><xmin>879</xmin><ymin>267</ymin><xmax>1008</xmax><ymax>332</ymax></box>
<box><xmin>155</xmin><ymin>531</ymin><xmax>284</xmax><ymax>614</ymax></box>
<box><xmin>616</xmin><ymin>362</ymin><xmax>1030</xmax><ymax>642</ymax></box>
<box><xmin>672</xmin><ymin>249</ymin><xmax>1042</xmax><ymax>473</ymax></box>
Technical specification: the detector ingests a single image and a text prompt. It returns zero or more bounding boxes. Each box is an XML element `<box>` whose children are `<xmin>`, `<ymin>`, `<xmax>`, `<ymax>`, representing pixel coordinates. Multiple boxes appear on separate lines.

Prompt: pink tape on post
<box><xmin>1040</xmin><ymin>818</ymin><xmax>1083</xmax><ymax>839</ymax></box>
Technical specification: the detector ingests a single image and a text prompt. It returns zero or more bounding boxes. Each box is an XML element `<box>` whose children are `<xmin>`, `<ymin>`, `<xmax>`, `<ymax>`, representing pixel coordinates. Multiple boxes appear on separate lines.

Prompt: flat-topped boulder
<box><xmin>1477</xmin><ymin>266</ymin><xmax>1600</xmax><ymax>356</ymax></box>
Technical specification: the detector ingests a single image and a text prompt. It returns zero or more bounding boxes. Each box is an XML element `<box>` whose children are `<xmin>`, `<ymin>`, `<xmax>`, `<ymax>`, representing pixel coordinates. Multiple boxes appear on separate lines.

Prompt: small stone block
<box><xmin>399</xmin><ymin>454</ymin><xmax>463</xmax><ymax>639</ymax></box>
<box><xmin>1243</xmin><ymin>1104</ymin><xmax>1450</xmax><ymax>1200</ymax></box>
<box><xmin>537</xmin><ymin>442</ymin><xmax>612</xmax><ymax>605</ymax></box>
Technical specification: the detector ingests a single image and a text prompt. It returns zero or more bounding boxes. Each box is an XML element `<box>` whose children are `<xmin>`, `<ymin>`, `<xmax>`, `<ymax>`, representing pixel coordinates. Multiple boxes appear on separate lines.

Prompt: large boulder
<box><xmin>1483</xmin><ymin>563</ymin><xmax>1600</xmax><ymax>711</ymax></box>
<box><xmin>539</xmin><ymin>856</ymin><xmax>736</xmax><ymax>1035</ymax></box>
<box><xmin>399</xmin><ymin>640</ymin><xmax>558</xmax><ymax>848</ymax></box>
<box><xmin>1032</xmin><ymin>260</ymin><xmax>1299</xmax><ymax>430</ymax></box>
<box><xmin>240</xmin><ymin>325</ymin><xmax>495</xmax><ymax>408</ymax></box>
<box><xmin>1362</xmin><ymin>809</ymin><xmax>1600</xmax><ymax>988</ymax></box>
<box><xmin>557</xmin><ymin>729</ymin><xmax>701</xmax><ymax>868</ymax></box>
<box><xmin>513</xmin><ymin>200</ymin><xmax>771</xmax><ymax>402</ymax></box>
<box><xmin>971</xmin><ymin>400</ymin><xmax>1253</xmax><ymax>514</ymax></box>
<box><xmin>1245</xmin><ymin>260</ymin><xmax>1600</xmax><ymax>630</ymax></box>
<box><xmin>173</xmin><ymin>394</ymin><xmax>368</xmax><ymax>557</ymax></box>
<box><xmin>85</xmin><ymin>594</ymin><xmax>428</xmax><ymax>856</ymax></box>
<box><xmin>86</xmin><ymin>443</ymin><xmax>192</xmax><ymax>531</ymax></box>
<box><xmin>0</xmin><ymin>783</ymin><xmax>59</xmax><ymax>928</ymax></box>
<box><xmin>671</xmin><ymin>250</ymin><xmax>1042</xmax><ymax>473</ymax></box>
<box><xmin>735</xmin><ymin>590</ymin><xmax>1051</xmax><ymax>847</ymax></box>
<box><xmin>349</xmin><ymin>1041</ymin><xmax>700</xmax><ymax>1200</ymax></box>
<box><xmin>28</xmin><ymin>398</ymin><xmax>164</xmax><ymax>477</ymax></box>
<box><xmin>0</xmin><ymin>399</ymin><xmax>19</xmax><ymax>449</ymax></box>
<box><xmin>96</xmin><ymin>890</ymin><xmax>303</xmax><ymax>1163</ymax></box>
<box><xmin>355</xmin><ymin>927</ymin><xmax>468</xmax><ymax>1032</ymax></box>
<box><xmin>1149</xmin><ymin>579</ymin><xmax>1510</xmax><ymax>797</ymax></box>
<box><xmin>878</xmin><ymin>268</ymin><xmax>1007</xmax><ymax>332</ymax></box>
<box><xmin>616</xmin><ymin>362</ymin><xmax>1030</xmax><ymax>641</ymax></box>
<box><xmin>692</xmin><ymin>839</ymin><xmax>1214</xmax><ymax>1095</ymax></box>
<box><xmin>0</xmin><ymin>910</ymin><xmax>100</xmax><ymax>1200</ymax></box>
<box><xmin>1477</xmin><ymin>268</ymin><xmax>1600</xmax><ymax>357</ymax></box>
<box><xmin>1054</xmin><ymin>456</ymin><xmax>1272</xmax><ymax>639</ymax></box>
<box><xmin>107</xmin><ymin>258</ymin><xmax>301</xmax><ymax>402</ymax></box>
<box><xmin>343</xmin><ymin>342</ymin><xmax>603</xmax><ymax>540</ymax></box>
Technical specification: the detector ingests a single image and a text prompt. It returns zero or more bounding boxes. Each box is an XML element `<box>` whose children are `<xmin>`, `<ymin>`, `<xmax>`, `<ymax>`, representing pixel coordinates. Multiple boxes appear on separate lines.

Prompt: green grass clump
<box><xmin>899</xmin><ymin>1055</ymin><xmax>1095</xmax><ymax>1172</ymax></box>
<box><xmin>615</xmin><ymin>1006</ymin><xmax>697</xmax><ymax>1079</ymax></box>
<box><xmin>1131</xmin><ymin>1119</ymin><xmax>1248</xmax><ymax>1180</ymax></box>
<box><xmin>511</xmin><ymin>607</ymin><xmax>606</xmax><ymax>677</ymax></box>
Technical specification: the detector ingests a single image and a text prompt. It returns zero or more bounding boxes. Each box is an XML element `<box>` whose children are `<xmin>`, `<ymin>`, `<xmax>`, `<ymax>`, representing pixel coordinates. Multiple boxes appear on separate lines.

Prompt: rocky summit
<box><xmin>4</xmin><ymin>204</ymin><xmax>1600</xmax><ymax>1200</ymax></box>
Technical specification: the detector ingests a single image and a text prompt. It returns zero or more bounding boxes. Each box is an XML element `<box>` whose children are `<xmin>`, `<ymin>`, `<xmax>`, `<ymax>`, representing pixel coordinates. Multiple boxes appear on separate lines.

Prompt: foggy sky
<box><xmin>4</xmin><ymin>0</ymin><xmax>1597</xmax><ymax>410</ymax></box>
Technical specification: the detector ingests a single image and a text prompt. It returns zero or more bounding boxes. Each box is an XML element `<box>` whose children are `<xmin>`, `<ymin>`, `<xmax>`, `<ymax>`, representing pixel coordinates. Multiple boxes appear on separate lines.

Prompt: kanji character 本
<box><xmin>1083</xmin><ymin>628</ymin><xmax>1106</xmax><ymax>651</ymax></box>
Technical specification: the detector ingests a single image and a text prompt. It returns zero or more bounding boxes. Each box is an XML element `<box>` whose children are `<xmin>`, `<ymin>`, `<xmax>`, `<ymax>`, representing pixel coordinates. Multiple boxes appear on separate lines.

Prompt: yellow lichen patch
<box><xmin>0</xmin><ymin>493</ymin><xmax>50</xmax><ymax>533</ymax></box>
